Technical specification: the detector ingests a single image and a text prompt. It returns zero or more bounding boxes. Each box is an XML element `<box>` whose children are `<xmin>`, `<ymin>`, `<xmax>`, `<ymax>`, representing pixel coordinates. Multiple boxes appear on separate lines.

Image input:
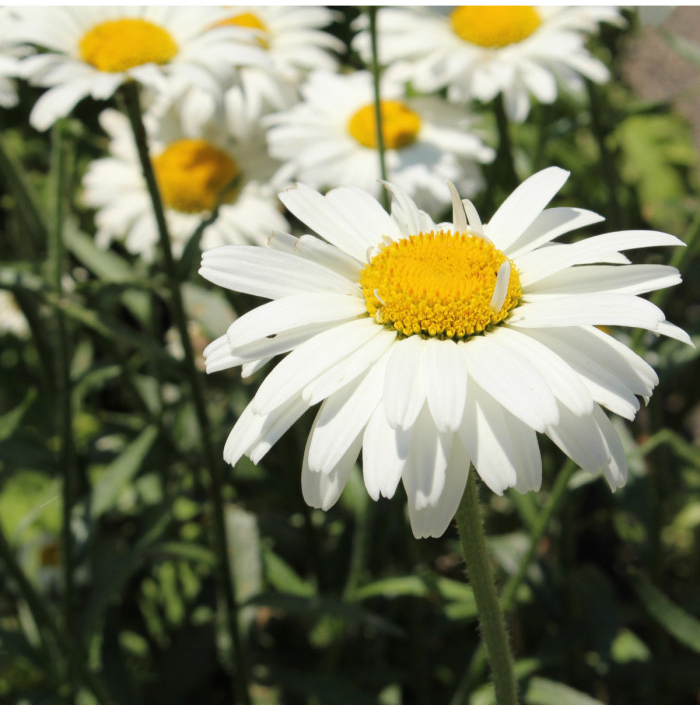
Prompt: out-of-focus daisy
<box><xmin>7</xmin><ymin>6</ymin><xmax>268</xmax><ymax>131</ymax></box>
<box><xmin>354</xmin><ymin>6</ymin><xmax>624</xmax><ymax>122</ymax></box>
<box><xmin>265</xmin><ymin>70</ymin><xmax>494</xmax><ymax>212</ymax></box>
<box><xmin>200</xmin><ymin>167</ymin><xmax>689</xmax><ymax>538</ymax></box>
<box><xmin>82</xmin><ymin>105</ymin><xmax>287</xmax><ymax>262</ymax></box>
<box><xmin>0</xmin><ymin>8</ymin><xmax>26</xmax><ymax>109</ymax></box>
<box><xmin>0</xmin><ymin>291</ymin><xmax>29</xmax><ymax>339</ymax></box>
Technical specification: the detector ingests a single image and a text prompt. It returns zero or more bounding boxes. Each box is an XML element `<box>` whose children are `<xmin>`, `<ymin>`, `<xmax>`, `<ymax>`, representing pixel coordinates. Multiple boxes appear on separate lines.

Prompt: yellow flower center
<box><xmin>360</xmin><ymin>231</ymin><xmax>521</xmax><ymax>339</ymax></box>
<box><xmin>79</xmin><ymin>18</ymin><xmax>179</xmax><ymax>73</ymax></box>
<box><xmin>215</xmin><ymin>11</ymin><xmax>269</xmax><ymax>48</ymax></box>
<box><xmin>152</xmin><ymin>139</ymin><xmax>240</xmax><ymax>214</ymax></box>
<box><xmin>347</xmin><ymin>100</ymin><xmax>422</xmax><ymax>150</ymax></box>
<box><xmin>450</xmin><ymin>6</ymin><xmax>541</xmax><ymax>48</ymax></box>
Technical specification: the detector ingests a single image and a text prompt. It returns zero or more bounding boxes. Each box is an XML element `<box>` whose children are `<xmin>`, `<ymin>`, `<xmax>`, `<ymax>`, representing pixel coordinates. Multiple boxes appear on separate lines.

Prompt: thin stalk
<box><xmin>49</xmin><ymin>121</ymin><xmax>78</xmax><ymax>657</ymax></box>
<box><xmin>453</xmin><ymin>459</ymin><xmax>577</xmax><ymax>703</ymax></box>
<box><xmin>119</xmin><ymin>81</ymin><xmax>250</xmax><ymax>704</ymax></box>
<box><xmin>367</xmin><ymin>6</ymin><xmax>389</xmax><ymax>211</ymax></box>
<box><xmin>0</xmin><ymin>526</ymin><xmax>113</xmax><ymax>703</ymax></box>
<box><xmin>455</xmin><ymin>472</ymin><xmax>518</xmax><ymax>705</ymax></box>
<box><xmin>586</xmin><ymin>80</ymin><xmax>621</xmax><ymax>231</ymax></box>
<box><xmin>493</xmin><ymin>94</ymin><xmax>518</xmax><ymax>194</ymax></box>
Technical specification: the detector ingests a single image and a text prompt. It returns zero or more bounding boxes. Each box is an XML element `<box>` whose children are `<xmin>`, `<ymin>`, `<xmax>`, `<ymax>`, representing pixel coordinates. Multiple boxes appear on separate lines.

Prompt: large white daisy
<box><xmin>200</xmin><ymin>168</ymin><xmax>689</xmax><ymax>539</ymax></box>
<box><xmin>7</xmin><ymin>6</ymin><xmax>269</xmax><ymax>131</ymax></box>
<box><xmin>265</xmin><ymin>70</ymin><xmax>494</xmax><ymax>212</ymax></box>
<box><xmin>354</xmin><ymin>6</ymin><xmax>624</xmax><ymax>122</ymax></box>
<box><xmin>82</xmin><ymin>105</ymin><xmax>287</xmax><ymax>262</ymax></box>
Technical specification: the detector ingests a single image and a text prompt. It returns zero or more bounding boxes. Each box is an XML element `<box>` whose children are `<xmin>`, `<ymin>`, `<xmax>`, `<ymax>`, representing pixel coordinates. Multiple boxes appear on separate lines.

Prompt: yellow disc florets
<box><xmin>215</xmin><ymin>12</ymin><xmax>269</xmax><ymax>48</ymax></box>
<box><xmin>80</xmin><ymin>18</ymin><xmax>179</xmax><ymax>73</ymax></box>
<box><xmin>450</xmin><ymin>6</ymin><xmax>541</xmax><ymax>48</ymax></box>
<box><xmin>152</xmin><ymin>139</ymin><xmax>240</xmax><ymax>214</ymax></box>
<box><xmin>360</xmin><ymin>230</ymin><xmax>521</xmax><ymax>339</ymax></box>
<box><xmin>347</xmin><ymin>100</ymin><xmax>422</xmax><ymax>150</ymax></box>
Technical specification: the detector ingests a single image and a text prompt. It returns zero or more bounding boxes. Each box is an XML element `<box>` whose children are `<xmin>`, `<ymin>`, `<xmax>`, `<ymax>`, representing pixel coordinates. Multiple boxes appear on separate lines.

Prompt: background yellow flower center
<box><xmin>152</xmin><ymin>139</ymin><xmax>240</xmax><ymax>214</ymax></box>
<box><xmin>450</xmin><ymin>6</ymin><xmax>541</xmax><ymax>48</ymax></box>
<box><xmin>79</xmin><ymin>18</ymin><xmax>178</xmax><ymax>73</ymax></box>
<box><xmin>347</xmin><ymin>100</ymin><xmax>422</xmax><ymax>150</ymax></box>
<box><xmin>360</xmin><ymin>231</ymin><xmax>521</xmax><ymax>339</ymax></box>
<box><xmin>216</xmin><ymin>12</ymin><xmax>269</xmax><ymax>48</ymax></box>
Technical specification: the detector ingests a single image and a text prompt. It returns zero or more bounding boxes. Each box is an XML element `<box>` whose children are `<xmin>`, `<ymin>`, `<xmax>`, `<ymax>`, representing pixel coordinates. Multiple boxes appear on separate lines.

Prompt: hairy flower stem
<box><xmin>120</xmin><ymin>82</ymin><xmax>251</xmax><ymax>704</ymax></box>
<box><xmin>0</xmin><ymin>526</ymin><xmax>113</xmax><ymax>703</ymax></box>
<box><xmin>49</xmin><ymin>121</ymin><xmax>78</xmax><ymax>682</ymax></box>
<box><xmin>455</xmin><ymin>472</ymin><xmax>518</xmax><ymax>705</ymax></box>
<box><xmin>367</xmin><ymin>6</ymin><xmax>390</xmax><ymax>211</ymax></box>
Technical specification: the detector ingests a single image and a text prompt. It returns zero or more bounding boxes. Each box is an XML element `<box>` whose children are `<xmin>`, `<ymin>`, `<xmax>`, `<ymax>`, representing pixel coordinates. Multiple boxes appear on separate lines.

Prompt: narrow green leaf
<box><xmin>524</xmin><ymin>677</ymin><xmax>602</xmax><ymax>705</ymax></box>
<box><xmin>263</xmin><ymin>547</ymin><xmax>315</xmax><ymax>597</ymax></box>
<box><xmin>90</xmin><ymin>426</ymin><xmax>159</xmax><ymax>518</ymax></box>
<box><xmin>632</xmin><ymin>574</ymin><xmax>700</xmax><ymax>653</ymax></box>
<box><xmin>0</xmin><ymin>389</ymin><xmax>37</xmax><ymax>442</ymax></box>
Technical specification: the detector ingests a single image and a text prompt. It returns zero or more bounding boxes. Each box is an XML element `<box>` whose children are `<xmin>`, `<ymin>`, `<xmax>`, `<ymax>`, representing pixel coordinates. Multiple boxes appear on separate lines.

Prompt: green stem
<box><xmin>119</xmin><ymin>82</ymin><xmax>250</xmax><ymax>704</ymax></box>
<box><xmin>49</xmin><ymin>121</ymin><xmax>78</xmax><ymax>660</ymax></box>
<box><xmin>0</xmin><ymin>526</ymin><xmax>113</xmax><ymax>703</ymax></box>
<box><xmin>455</xmin><ymin>472</ymin><xmax>518</xmax><ymax>705</ymax></box>
<box><xmin>367</xmin><ymin>6</ymin><xmax>389</xmax><ymax>211</ymax></box>
<box><xmin>493</xmin><ymin>94</ymin><xmax>518</xmax><ymax>195</ymax></box>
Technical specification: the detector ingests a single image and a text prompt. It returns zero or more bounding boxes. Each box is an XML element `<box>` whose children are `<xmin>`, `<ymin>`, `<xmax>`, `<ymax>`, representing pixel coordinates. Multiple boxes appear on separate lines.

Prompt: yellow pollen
<box><xmin>152</xmin><ymin>139</ymin><xmax>240</xmax><ymax>214</ymax></box>
<box><xmin>79</xmin><ymin>18</ymin><xmax>178</xmax><ymax>73</ymax></box>
<box><xmin>347</xmin><ymin>100</ymin><xmax>422</xmax><ymax>150</ymax></box>
<box><xmin>360</xmin><ymin>230</ymin><xmax>521</xmax><ymax>339</ymax></box>
<box><xmin>450</xmin><ymin>6</ymin><xmax>541</xmax><ymax>48</ymax></box>
<box><xmin>215</xmin><ymin>12</ymin><xmax>269</xmax><ymax>48</ymax></box>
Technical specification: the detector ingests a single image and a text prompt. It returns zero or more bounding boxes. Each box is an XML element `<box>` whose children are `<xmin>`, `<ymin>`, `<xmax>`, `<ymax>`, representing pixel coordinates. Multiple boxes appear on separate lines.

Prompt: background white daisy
<box><xmin>200</xmin><ymin>168</ymin><xmax>688</xmax><ymax>538</ymax></box>
<box><xmin>265</xmin><ymin>70</ymin><xmax>495</xmax><ymax>212</ymax></box>
<box><xmin>82</xmin><ymin>104</ymin><xmax>287</xmax><ymax>262</ymax></box>
<box><xmin>353</xmin><ymin>6</ymin><xmax>624</xmax><ymax>122</ymax></box>
<box><xmin>6</xmin><ymin>6</ymin><xmax>269</xmax><ymax>131</ymax></box>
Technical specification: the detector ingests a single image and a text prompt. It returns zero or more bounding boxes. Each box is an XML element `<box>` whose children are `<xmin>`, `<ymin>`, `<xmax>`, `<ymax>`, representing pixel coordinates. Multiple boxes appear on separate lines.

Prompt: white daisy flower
<box><xmin>265</xmin><ymin>70</ymin><xmax>495</xmax><ymax>212</ymax></box>
<box><xmin>354</xmin><ymin>6</ymin><xmax>624</xmax><ymax>122</ymax></box>
<box><xmin>0</xmin><ymin>8</ymin><xmax>28</xmax><ymax>109</ymax></box>
<box><xmin>0</xmin><ymin>291</ymin><xmax>29</xmax><ymax>339</ymax></box>
<box><xmin>200</xmin><ymin>167</ymin><xmax>689</xmax><ymax>539</ymax></box>
<box><xmin>7</xmin><ymin>6</ymin><xmax>269</xmax><ymax>131</ymax></box>
<box><xmin>82</xmin><ymin>105</ymin><xmax>287</xmax><ymax>262</ymax></box>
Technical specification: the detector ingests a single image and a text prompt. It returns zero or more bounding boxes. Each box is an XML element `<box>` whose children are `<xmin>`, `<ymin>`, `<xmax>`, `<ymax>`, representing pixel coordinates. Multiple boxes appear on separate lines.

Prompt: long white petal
<box><xmin>423</xmin><ymin>338</ymin><xmax>468</xmax><ymax>432</ymax></box>
<box><xmin>362</xmin><ymin>404</ymin><xmax>406</xmax><ymax>501</ymax></box>
<box><xmin>383</xmin><ymin>335</ymin><xmax>427</xmax><ymax>429</ymax></box>
<box><xmin>485</xmin><ymin>167</ymin><xmax>570</xmax><ymax>250</ymax></box>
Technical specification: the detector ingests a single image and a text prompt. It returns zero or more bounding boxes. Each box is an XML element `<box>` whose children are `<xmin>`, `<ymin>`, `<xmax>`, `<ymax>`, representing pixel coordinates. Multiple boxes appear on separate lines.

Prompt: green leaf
<box><xmin>152</xmin><ymin>542</ymin><xmax>216</xmax><ymax>566</ymax></box>
<box><xmin>263</xmin><ymin>547</ymin><xmax>315</xmax><ymax>597</ymax></box>
<box><xmin>524</xmin><ymin>677</ymin><xmax>602</xmax><ymax>705</ymax></box>
<box><xmin>90</xmin><ymin>425</ymin><xmax>159</xmax><ymax>518</ymax></box>
<box><xmin>0</xmin><ymin>389</ymin><xmax>36</xmax><ymax>442</ymax></box>
<box><xmin>632</xmin><ymin>574</ymin><xmax>700</xmax><ymax>653</ymax></box>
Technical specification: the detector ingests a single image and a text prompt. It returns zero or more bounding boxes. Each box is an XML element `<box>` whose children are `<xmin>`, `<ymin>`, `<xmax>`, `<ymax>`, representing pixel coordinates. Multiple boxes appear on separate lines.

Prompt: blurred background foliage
<box><xmin>1</xmin><ymin>7</ymin><xmax>699</xmax><ymax>705</ymax></box>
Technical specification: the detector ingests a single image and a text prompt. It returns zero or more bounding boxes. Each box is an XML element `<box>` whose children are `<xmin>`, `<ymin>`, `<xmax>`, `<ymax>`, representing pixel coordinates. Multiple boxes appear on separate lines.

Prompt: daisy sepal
<box><xmin>199</xmin><ymin>244</ymin><xmax>357</xmax><ymax>299</ymax></box>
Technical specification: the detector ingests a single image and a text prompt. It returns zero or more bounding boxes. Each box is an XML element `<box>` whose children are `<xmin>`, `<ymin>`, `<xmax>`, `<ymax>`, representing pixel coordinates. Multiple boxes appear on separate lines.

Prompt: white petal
<box><xmin>226</xmin><ymin>293</ymin><xmax>366</xmax><ymax>350</ymax></box>
<box><xmin>658</xmin><ymin>320</ymin><xmax>693</xmax><ymax>346</ymax></box>
<box><xmin>495</xmin><ymin>327</ymin><xmax>593</xmax><ymax>416</ymax></box>
<box><xmin>592</xmin><ymin>406</ymin><xmax>628</xmax><ymax>490</ymax></box>
<box><xmin>200</xmin><ymin>245</ymin><xmax>356</xmax><ymax>299</ymax></box>
<box><xmin>406</xmin><ymin>437</ymin><xmax>470</xmax><ymax>539</ymax></box>
<box><xmin>251</xmin><ymin>318</ymin><xmax>381</xmax><ymax>416</ymax></box>
<box><xmin>448</xmin><ymin>181</ymin><xmax>468</xmax><ymax>234</ymax></box>
<box><xmin>423</xmin><ymin>338</ymin><xmax>467</xmax><ymax>433</ymax></box>
<box><xmin>362</xmin><ymin>404</ymin><xmax>406</xmax><ymax>501</ymax></box>
<box><xmin>301</xmin><ymin>428</ymin><xmax>362</xmax><ymax>511</ymax></box>
<box><xmin>269</xmin><ymin>232</ymin><xmax>362</xmax><ymax>281</ymax></box>
<box><xmin>485</xmin><ymin>167</ymin><xmax>570</xmax><ymax>250</ymax></box>
<box><xmin>507</xmin><ymin>207</ymin><xmax>605</xmax><ymax>258</ymax></box>
<box><xmin>384</xmin><ymin>181</ymin><xmax>423</xmax><ymax>237</ymax></box>
<box><xmin>490</xmin><ymin>260</ymin><xmax>511</xmax><ymax>313</ymax></box>
<box><xmin>383</xmin><ymin>335</ymin><xmax>427</xmax><ymax>429</ymax></box>
<box><xmin>306</xmin><ymin>354</ymin><xmax>387</xmax><ymax>474</ymax></box>
<box><xmin>303</xmin><ymin>327</ymin><xmax>396</xmax><ymax>406</ymax></box>
<box><xmin>509</xmin><ymin>294</ymin><xmax>666</xmax><ymax>332</ymax></box>
<box><xmin>460</xmin><ymin>335</ymin><xmax>559</xmax><ymax>432</ymax></box>
<box><xmin>247</xmin><ymin>397</ymin><xmax>311</xmax><ymax>465</ymax></box>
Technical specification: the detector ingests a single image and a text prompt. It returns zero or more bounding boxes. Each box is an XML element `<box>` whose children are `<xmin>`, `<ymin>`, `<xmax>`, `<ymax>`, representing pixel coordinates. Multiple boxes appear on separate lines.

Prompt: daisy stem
<box><xmin>49</xmin><ymin>120</ymin><xmax>78</xmax><ymax>654</ymax></box>
<box><xmin>492</xmin><ymin>94</ymin><xmax>518</xmax><ymax>194</ymax></box>
<box><xmin>120</xmin><ymin>82</ymin><xmax>251</xmax><ymax>705</ymax></box>
<box><xmin>0</xmin><ymin>525</ymin><xmax>113</xmax><ymax>703</ymax></box>
<box><xmin>367</xmin><ymin>6</ymin><xmax>390</xmax><ymax>211</ymax></box>
<box><xmin>455</xmin><ymin>472</ymin><xmax>518</xmax><ymax>705</ymax></box>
